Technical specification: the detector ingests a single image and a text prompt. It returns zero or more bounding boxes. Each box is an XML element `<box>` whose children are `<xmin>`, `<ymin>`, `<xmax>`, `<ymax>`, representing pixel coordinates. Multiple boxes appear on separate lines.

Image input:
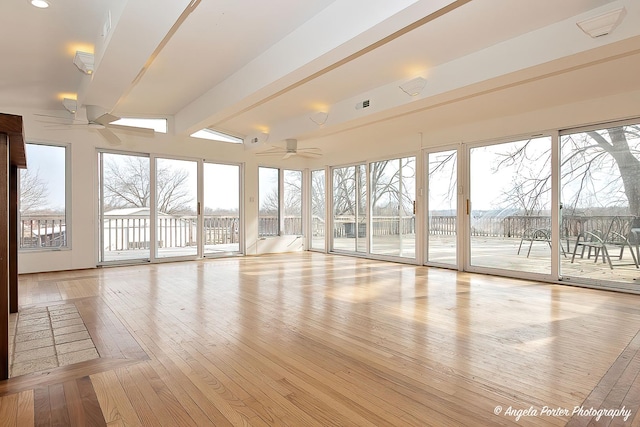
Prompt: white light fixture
<box><xmin>73</xmin><ymin>51</ymin><xmax>94</xmax><ymax>75</ymax></box>
<box><xmin>62</xmin><ymin>98</ymin><xmax>77</xmax><ymax>114</ymax></box>
<box><xmin>244</xmin><ymin>132</ymin><xmax>270</xmax><ymax>148</ymax></box>
<box><xmin>310</xmin><ymin>111</ymin><xmax>328</xmax><ymax>126</ymax></box>
<box><xmin>399</xmin><ymin>77</ymin><xmax>427</xmax><ymax>96</ymax></box>
<box><xmin>29</xmin><ymin>0</ymin><xmax>50</xmax><ymax>8</ymax></box>
<box><xmin>577</xmin><ymin>7</ymin><xmax>626</xmax><ymax>38</ymax></box>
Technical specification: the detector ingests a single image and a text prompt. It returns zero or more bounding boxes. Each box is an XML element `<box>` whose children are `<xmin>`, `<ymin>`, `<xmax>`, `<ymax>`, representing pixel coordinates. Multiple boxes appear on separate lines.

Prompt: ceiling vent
<box><xmin>356</xmin><ymin>99</ymin><xmax>370</xmax><ymax>110</ymax></box>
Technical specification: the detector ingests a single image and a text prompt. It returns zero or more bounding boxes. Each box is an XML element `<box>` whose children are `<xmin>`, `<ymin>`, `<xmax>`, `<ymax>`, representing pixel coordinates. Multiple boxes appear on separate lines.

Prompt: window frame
<box><xmin>258</xmin><ymin>166</ymin><xmax>281</xmax><ymax>237</ymax></box>
<box><xmin>258</xmin><ymin>166</ymin><xmax>304</xmax><ymax>237</ymax></box>
<box><xmin>18</xmin><ymin>141</ymin><xmax>71</xmax><ymax>251</ymax></box>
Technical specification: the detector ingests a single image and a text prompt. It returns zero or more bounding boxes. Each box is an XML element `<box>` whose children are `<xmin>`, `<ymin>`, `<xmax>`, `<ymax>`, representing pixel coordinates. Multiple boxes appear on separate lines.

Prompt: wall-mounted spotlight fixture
<box><xmin>29</xmin><ymin>0</ymin><xmax>50</xmax><ymax>9</ymax></box>
<box><xmin>73</xmin><ymin>51</ymin><xmax>94</xmax><ymax>74</ymax></box>
<box><xmin>62</xmin><ymin>98</ymin><xmax>77</xmax><ymax>114</ymax></box>
<box><xmin>399</xmin><ymin>76</ymin><xmax>427</xmax><ymax>96</ymax></box>
<box><xmin>310</xmin><ymin>111</ymin><xmax>328</xmax><ymax>126</ymax></box>
<box><xmin>577</xmin><ymin>7</ymin><xmax>626</xmax><ymax>38</ymax></box>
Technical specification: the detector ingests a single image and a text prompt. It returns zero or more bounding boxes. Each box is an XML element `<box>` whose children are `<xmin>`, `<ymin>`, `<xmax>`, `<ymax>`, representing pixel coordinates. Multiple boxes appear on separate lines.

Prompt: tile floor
<box><xmin>10</xmin><ymin>303</ymin><xmax>100</xmax><ymax>377</ymax></box>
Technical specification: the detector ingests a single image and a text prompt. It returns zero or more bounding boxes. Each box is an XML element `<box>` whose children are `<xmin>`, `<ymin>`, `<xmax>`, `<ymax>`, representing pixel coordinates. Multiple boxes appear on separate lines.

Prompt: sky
<box><xmin>24</xmin><ymin>143</ymin><xmax>66</xmax><ymax>210</ymax></box>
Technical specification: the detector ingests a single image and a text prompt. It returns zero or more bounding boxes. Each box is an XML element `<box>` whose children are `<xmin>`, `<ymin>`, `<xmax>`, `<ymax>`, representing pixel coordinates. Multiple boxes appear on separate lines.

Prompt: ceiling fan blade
<box><xmin>297</xmin><ymin>151</ymin><xmax>323</xmax><ymax>158</ymax></box>
<box><xmin>256</xmin><ymin>148</ymin><xmax>286</xmax><ymax>156</ymax></box>
<box><xmin>97</xmin><ymin>127</ymin><xmax>121</xmax><ymax>146</ymax></box>
<box><xmin>41</xmin><ymin>123</ymin><xmax>86</xmax><ymax>127</ymax></box>
<box><xmin>34</xmin><ymin>114</ymin><xmax>83</xmax><ymax>123</ymax></box>
<box><xmin>107</xmin><ymin>124</ymin><xmax>155</xmax><ymax>135</ymax></box>
<box><xmin>282</xmin><ymin>152</ymin><xmax>296</xmax><ymax>160</ymax></box>
<box><xmin>94</xmin><ymin>113</ymin><xmax>120</xmax><ymax>126</ymax></box>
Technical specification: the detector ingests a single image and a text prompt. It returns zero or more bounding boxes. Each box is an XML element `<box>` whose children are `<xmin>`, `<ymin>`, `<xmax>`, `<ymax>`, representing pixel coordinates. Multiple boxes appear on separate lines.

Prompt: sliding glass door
<box><xmin>560</xmin><ymin>121</ymin><xmax>640</xmax><ymax>289</ymax></box>
<box><xmin>332</xmin><ymin>164</ymin><xmax>367</xmax><ymax>253</ymax></box>
<box><xmin>468</xmin><ymin>137</ymin><xmax>552</xmax><ymax>276</ymax></box>
<box><xmin>426</xmin><ymin>149</ymin><xmax>458</xmax><ymax>267</ymax></box>
<box><xmin>155</xmin><ymin>158</ymin><xmax>198</xmax><ymax>259</ymax></box>
<box><xmin>99</xmin><ymin>151</ymin><xmax>243</xmax><ymax>264</ymax></box>
<box><xmin>330</xmin><ymin>159</ymin><xmax>416</xmax><ymax>260</ymax></box>
<box><xmin>203</xmin><ymin>163</ymin><xmax>241</xmax><ymax>255</ymax></box>
<box><xmin>370</xmin><ymin>157</ymin><xmax>415</xmax><ymax>259</ymax></box>
<box><xmin>99</xmin><ymin>152</ymin><xmax>151</xmax><ymax>263</ymax></box>
<box><xmin>310</xmin><ymin>169</ymin><xmax>326</xmax><ymax>251</ymax></box>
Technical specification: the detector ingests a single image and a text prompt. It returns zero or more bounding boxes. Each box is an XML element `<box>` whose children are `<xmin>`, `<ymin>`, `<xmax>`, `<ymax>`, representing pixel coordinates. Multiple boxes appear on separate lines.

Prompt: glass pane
<box><xmin>560</xmin><ymin>123</ymin><xmax>640</xmax><ymax>285</ymax></box>
<box><xmin>311</xmin><ymin>169</ymin><xmax>325</xmax><ymax>250</ymax></box>
<box><xmin>100</xmin><ymin>152</ymin><xmax>150</xmax><ymax>262</ymax></box>
<box><xmin>370</xmin><ymin>157</ymin><xmax>416</xmax><ymax>258</ymax></box>
<box><xmin>469</xmin><ymin>137</ymin><xmax>552</xmax><ymax>274</ymax></box>
<box><xmin>156</xmin><ymin>158</ymin><xmax>198</xmax><ymax>258</ymax></box>
<box><xmin>332</xmin><ymin>165</ymin><xmax>367</xmax><ymax>253</ymax></box>
<box><xmin>332</xmin><ymin>166</ymin><xmax>356</xmax><ymax>251</ymax></box>
<box><xmin>20</xmin><ymin>144</ymin><xmax>67</xmax><ymax>249</ymax></box>
<box><xmin>401</xmin><ymin>157</ymin><xmax>416</xmax><ymax>259</ymax></box>
<box><xmin>356</xmin><ymin>164</ymin><xmax>367</xmax><ymax>253</ymax></box>
<box><xmin>259</xmin><ymin>167</ymin><xmax>279</xmax><ymax>236</ymax></box>
<box><xmin>283</xmin><ymin>170</ymin><xmax>302</xmax><ymax>235</ymax></box>
<box><xmin>428</xmin><ymin>150</ymin><xmax>457</xmax><ymax>265</ymax></box>
<box><xmin>204</xmin><ymin>163</ymin><xmax>240</xmax><ymax>255</ymax></box>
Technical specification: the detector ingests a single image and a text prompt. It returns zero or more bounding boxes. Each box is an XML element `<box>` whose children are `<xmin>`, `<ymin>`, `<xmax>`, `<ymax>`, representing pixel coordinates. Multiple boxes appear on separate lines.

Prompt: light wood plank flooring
<box><xmin>2</xmin><ymin>252</ymin><xmax>640</xmax><ymax>426</ymax></box>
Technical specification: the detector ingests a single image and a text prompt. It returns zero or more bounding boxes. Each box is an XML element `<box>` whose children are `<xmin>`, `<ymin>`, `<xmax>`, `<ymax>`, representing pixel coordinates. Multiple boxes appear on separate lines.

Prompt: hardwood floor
<box><xmin>2</xmin><ymin>252</ymin><xmax>640</xmax><ymax>426</ymax></box>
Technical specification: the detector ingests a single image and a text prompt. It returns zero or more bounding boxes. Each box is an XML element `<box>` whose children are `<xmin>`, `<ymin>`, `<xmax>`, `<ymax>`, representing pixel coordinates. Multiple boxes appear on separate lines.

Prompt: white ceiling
<box><xmin>1</xmin><ymin>0</ymin><xmax>639</xmax><ymax>146</ymax></box>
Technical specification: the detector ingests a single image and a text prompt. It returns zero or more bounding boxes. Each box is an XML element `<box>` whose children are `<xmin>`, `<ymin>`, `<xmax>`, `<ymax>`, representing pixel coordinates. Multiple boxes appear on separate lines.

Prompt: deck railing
<box><xmin>20</xmin><ymin>214</ymin><xmax>638</xmax><ymax>251</ymax></box>
<box><xmin>258</xmin><ymin>217</ymin><xmax>303</xmax><ymax>237</ymax></box>
<box><xmin>430</xmin><ymin>214</ymin><xmax>637</xmax><ymax>238</ymax></box>
<box><xmin>333</xmin><ymin>216</ymin><xmax>416</xmax><ymax>238</ymax></box>
<box><xmin>19</xmin><ymin>214</ymin><xmax>66</xmax><ymax>249</ymax></box>
<box><xmin>102</xmin><ymin>215</ymin><xmax>241</xmax><ymax>251</ymax></box>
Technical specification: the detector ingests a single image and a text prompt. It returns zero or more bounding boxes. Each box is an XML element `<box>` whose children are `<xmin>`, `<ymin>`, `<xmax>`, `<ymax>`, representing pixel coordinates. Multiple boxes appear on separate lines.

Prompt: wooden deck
<box><xmin>2</xmin><ymin>253</ymin><xmax>640</xmax><ymax>425</ymax></box>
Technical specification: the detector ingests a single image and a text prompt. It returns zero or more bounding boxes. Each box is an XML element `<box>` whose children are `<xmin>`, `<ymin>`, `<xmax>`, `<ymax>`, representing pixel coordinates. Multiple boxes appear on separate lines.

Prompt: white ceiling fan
<box><xmin>256</xmin><ymin>139</ymin><xmax>321</xmax><ymax>159</ymax></box>
<box><xmin>35</xmin><ymin>105</ymin><xmax>154</xmax><ymax>146</ymax></box>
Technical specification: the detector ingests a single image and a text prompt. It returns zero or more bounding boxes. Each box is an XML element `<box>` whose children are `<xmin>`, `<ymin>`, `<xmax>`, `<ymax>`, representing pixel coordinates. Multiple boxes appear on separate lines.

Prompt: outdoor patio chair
<box><xmin>518</xmin><ymin>228</ymin><xmax>551</xmax><ymax>258</ymax></box>
<box><xmin>518</xmin><ymin>228</ymin><xmax>567</xmax><ymax>258</ymax></box>
<box><xmin>571</xmin><ymin>229</ymin><xmax>613</xmax><ymax>269</ymax></box>
<box><xmin>601</xmin><ymin>217</ymin><xmax>639</xmax><ymax>268</ymax></box>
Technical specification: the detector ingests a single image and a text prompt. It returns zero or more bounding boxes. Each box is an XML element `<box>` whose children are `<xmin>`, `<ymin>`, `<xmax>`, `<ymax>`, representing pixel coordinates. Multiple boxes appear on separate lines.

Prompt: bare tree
<box><xmin>311</xmin><ymin>171</ymin><xmax>325</xmax><ymax>219</ymax></box>
<box><xmin>370</xmin><ymin>158</ymin><xmax>415</xmax><ymax>216</ymax></box>
<box><xmin>332</xmin><ymin>165</ymin><xmax>367</xmax><ymax>216</ymax></box>
<box><xmin>258</xmin><ymin>171</ymin><xmax>302</xmax><ymax>215</ymax></box>
<box><xmin>283</xmin><ymin>170</ymin><xmax>302</xmax><ymax>217</ymax></box>
<box><xmin>103</xmin><ymin>156</ymin><xmax>193</xmax><ymax>214</ymax></box>
<box><xmin>19</xmin><ymin>168</ymin><xmax>49</xmax><ymax>213</ymax></box>
<box><xmin>331</xmin><ymin>161</ymin><xmax>415</xmax><ymax>217</ymax></box>
<box><xmin>494</xmin><ymin>125</ymin><xmax>640</xmax><ymax>217</ymax></box>
<box><xmin>428</xmin><ymin>150</ymin><xmax>457</xmax><ymax>211</ymax></box>
<box><xmin>260</xmin><ymin>189</ymin><xmax>279</xmax><ymax>216</ymax></box>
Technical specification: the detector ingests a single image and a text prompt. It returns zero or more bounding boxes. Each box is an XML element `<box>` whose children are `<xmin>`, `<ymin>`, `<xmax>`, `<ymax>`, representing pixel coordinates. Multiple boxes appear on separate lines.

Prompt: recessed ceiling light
<box><xmin>29</xmin><ymin>0</ymin><xmax>50</xmax><ymax>9</ymax></box>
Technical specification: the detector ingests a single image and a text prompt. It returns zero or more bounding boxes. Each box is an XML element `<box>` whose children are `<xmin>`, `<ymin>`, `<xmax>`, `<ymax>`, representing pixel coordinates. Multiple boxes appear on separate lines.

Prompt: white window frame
<box><xmin>18</xmin><ymin>141</ymin><xmax>71</xmax><ymax>251</ymax></box>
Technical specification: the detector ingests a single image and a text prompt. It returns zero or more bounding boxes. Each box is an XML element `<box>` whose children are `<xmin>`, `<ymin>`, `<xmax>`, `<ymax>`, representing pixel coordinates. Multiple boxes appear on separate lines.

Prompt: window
<box><xmin>258</xmin><ymin>167</ymin><xmax>303</xmax><ymax>237</ymax></box>
<box><xmin>190</xmin><ymin>128</ymin><xmax>243</xmax><ymax>144</ymax></box>
<box><xmin>310</xmin><ymin>169</ymin><xmax>326</xmax><ymax>250</ymax></box>
<box><xmin>111</xmin><ymin>117</ymin><xmax>167</xmax><ymax>133</ymax></box>
<box><xmin>469</xmin><ymin>137</ymin><xmax>552</xmax><ymax>274</ymax></box>
<box><xmin>19</xmin><ymin>143</ymin><xmax>68</xmax><ymax>249</ymax></box>
<box><xmin>99</xmin><ymin>152</ymin><xmax>151</xmax><ymax>262</ymax></box>
<box><xmin>204</xmin><ymin>163</ymin><xmax>241</xmax><ymax>255</ymax></box>
<box><xmin>560</xmin><ymin>121</ymin><xmax>640</xmax><ymax>285</ymax></box>
<box><xmin>370</xmin><ymin>156</ymin><xmax>416</xmax><ymax>259</ymax></box>
<box><xmin>332</xmin><ymin>164</ymin><xmax>366</xmax><ymax>253</ymax></box>
<box><xmin>259</xmin><ymin>167</ymin><xmax>279</xmax><ymax>236</ymax></box>
<box><xmin>284</xmin><ymin>170</ymin><xmax>302</xmax><ymax>235</ymax></box>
